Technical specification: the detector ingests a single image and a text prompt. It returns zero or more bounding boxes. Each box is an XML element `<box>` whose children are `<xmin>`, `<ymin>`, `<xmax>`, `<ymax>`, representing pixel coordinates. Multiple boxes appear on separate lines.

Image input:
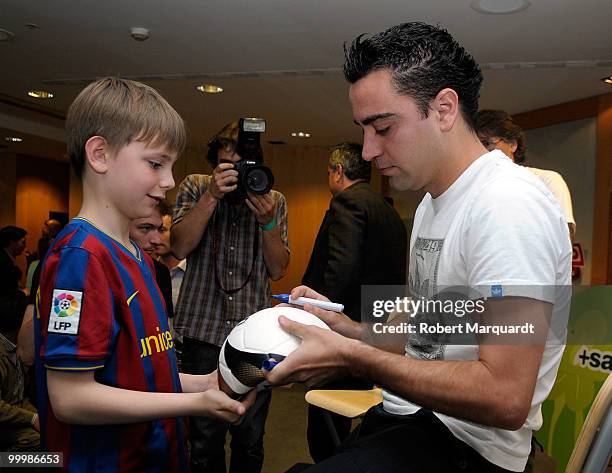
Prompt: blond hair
<box><xmin>66</xmin><ymin>77</ymin><xmax>186</xmax><ymax>178</ymax></box>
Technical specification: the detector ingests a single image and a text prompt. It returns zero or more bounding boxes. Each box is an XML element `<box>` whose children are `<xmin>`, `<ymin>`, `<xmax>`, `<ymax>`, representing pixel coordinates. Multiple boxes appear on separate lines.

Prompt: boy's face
<box><xmin>105</xmin><ymin>141</ymin><xmax>177</xmax><ymax>220</ymax></box>
<box><xmin>349</xmin><ymin>68</ymin><xmax>443</xmax><ymax>194</ymax></box>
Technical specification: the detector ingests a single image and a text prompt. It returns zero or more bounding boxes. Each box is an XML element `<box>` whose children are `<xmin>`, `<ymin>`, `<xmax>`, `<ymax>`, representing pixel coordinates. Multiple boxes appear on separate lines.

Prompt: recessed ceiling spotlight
<box><xmin>471</xmin><ymin>0</ymin><xmax>531</xmax><ymax>14</ymax></box>
<box><xmin>196</xmin><ymin>84</ymin><xmax>223</xmax><ymax>94</ymax></box>
<box><xmin>130</xmin><ymin>27</ymin><xmax>149</xmax><ymax>41</ymax></box>
<box><xmin>28</xmin><ymin>90</ymin><xmax>54</xmax><ymax>99</ymax></box>
<box><xmin>5</xmin><ymin>137</ymin><xmax>23</xmax><ymax>143</ymax></box>
<box><xmin>0</xmin><ymin>28</ymin><xmax>15</xmax><ymax>41</ymax></box>
<box><xmin>602</xmin><ymin>76</ymin><xmax>612</xmax><ymax>85</ymax></box>
<box><xmin>291</xmin><ymin>131</ymin><xmax>311</xmax><ymax>138</ymax></box>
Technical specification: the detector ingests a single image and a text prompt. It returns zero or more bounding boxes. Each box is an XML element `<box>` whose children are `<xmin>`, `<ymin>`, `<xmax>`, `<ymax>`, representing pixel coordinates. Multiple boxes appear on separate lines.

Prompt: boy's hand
<box><xmin>199</xmin><ymin>388</ymin><xmax>257</xmax><ymax>424</ymax></box>
<box><xmin>246</xmin><ymin>192</ymin><xmax>276</xmax><ymax>226</ymax></box>
<box><xmin>179</xmin><ymin>371</ymin><xmax>220</xmax><ymax>393</ymax></box>
<box><xmin>207</xmin><ymin>162</ymin><xmax>238</xmax><ymax>200</ymax></box>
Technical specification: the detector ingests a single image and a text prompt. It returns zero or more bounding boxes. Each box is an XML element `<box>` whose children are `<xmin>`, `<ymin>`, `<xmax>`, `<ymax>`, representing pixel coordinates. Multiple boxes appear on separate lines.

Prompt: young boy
<box><xmin>34</xmin><ymin>78</ymin><xmax>254</xmax><ymax>472</ymax></box>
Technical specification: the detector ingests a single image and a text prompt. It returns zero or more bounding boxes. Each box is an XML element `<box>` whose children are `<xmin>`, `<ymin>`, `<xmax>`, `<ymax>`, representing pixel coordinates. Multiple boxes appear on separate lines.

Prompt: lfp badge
<box><xmin>48</xmin><ymin>289</ymin><xmax>83</xmax><ymax>335</ymax></box>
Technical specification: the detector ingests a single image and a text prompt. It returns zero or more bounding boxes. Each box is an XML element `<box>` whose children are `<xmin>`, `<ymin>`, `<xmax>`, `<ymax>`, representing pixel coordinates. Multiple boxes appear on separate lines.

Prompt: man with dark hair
<box><xmin>129</xmin><ymin>200</ymin><xmax>174</xmax><ymax>319</ymax></box>
<box><xmin>476</xmin><ymin>109</ymin><xmax>576</xmax><ymax>240</ymax></box>
<box><xmin>302</xmin><ymin>141</ymin><xmax>407</xmax><ymax>462</ymax></box>
<box><xmin>172</xmin><ymin>120</ymin><xmax>290</xmax><ymax>473</ymax></box>
<box><xmin>267</xmin><ymin>22</ymin><xmax>571</xmax><ymax>473</ymax></box>
<box><xmin>154</xmin><ymin>200</ymin><xmax>186</xmax><ymax>311</ymax></box>
<box><xmin>0</xmin><ymin>226</ymin><xmax>28</xmax><ymax>341</ymax></box>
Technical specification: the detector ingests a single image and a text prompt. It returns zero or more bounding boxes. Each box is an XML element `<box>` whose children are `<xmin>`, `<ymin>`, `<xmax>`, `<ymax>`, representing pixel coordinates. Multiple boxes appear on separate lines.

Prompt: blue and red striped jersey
<box><xmin>35</xmin><ymin>218</ymin><xmax>188</xmax><ymax>472</ymax></box>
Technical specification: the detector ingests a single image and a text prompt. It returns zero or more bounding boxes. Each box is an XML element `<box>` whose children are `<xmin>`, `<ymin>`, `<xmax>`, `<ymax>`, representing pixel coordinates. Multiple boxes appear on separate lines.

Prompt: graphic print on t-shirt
<box><xmin>407</xmin><ymin>237</ymin><xmax>445</xmax><ymax>361</ymax></box>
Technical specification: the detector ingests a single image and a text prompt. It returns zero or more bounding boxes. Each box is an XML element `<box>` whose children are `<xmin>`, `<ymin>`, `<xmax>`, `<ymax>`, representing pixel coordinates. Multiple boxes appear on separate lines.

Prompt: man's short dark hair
<box><xmin>0</xmin><ymin>226</ymin><xmax>27</xmax><ymax>249</ymax></box>
<box><xmin>157</xmin><ymin>199</ymin><xmax>173</xmax><ymax>218</ymax></box>
<box><xmin>329</xmin><ymin>142</ymin><xmax>371</xmax><ymax>183</ymax></box>
<box><xmin>475</xmin><ymin>109</ymin><xmax>526</xmax><ymax>164</ymax></box>
<box><xmin>206</xmin><ymin>121</ymin><xmax>240</xmax><ymax>168</ymax></box>
<box><xmin>343</xmin><ymin>22</ymin><xmax>483</xmax><ymax>130</ymax></box>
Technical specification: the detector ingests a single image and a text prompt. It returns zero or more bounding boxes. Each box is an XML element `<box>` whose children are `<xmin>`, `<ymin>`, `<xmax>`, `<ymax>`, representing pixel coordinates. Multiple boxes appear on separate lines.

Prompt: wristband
<box><xmin>260</xmin><ymin>216</ymin><xmax>277</xmax><ymax>231</ymax></box>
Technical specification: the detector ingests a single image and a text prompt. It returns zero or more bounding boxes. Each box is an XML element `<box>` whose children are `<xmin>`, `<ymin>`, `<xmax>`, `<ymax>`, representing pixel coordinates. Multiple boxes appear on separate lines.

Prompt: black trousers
<box><xmin>307</xmin><ymin>377</ymin><xmax>372</xmax><ymax>462</ymax></box>
<box><xmin>303</xmin><ymin>405</ymin><xmax>514</xmax><ymax>473</ymax></box>
<box><xmin>182</xmin><ymin>337</ymin><xmax>271</xmax><ymax>473</ymax></box>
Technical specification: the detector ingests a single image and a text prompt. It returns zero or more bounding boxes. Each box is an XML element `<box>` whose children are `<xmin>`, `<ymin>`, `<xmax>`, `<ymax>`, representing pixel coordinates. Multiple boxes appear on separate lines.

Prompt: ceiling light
<box><xmin>5</xmin><ymin>137</ymin><xmax>23</xmax><ymax>142</ymax></box>
<box><xmin>291</xmin><ymin>131</ymin><xmax>311</xmax><ymax>138</ymax></box>
<box><xmin>28</xmin><ymin>90</ymin><xmax>54</xmax><ymax>99</ymax></box>
<box><xmin>130</xmin><ymin>27</ymin><xmax>150</xmax><ymax>41</ymax></box>
<box><xmin>196</xmin><ymin>84</ymin><xmax>223</xmax><ymax>94</ymax></box>
<box><xmin>471</xmin><ymin>0</ymin><xmax>531</xmax><ymax>15</ymax></box>
<box><xmin>602</xmin><ymin>76</ymin><xmax>612</xmax><ymax>85</ymax></box>
<box><xmin>0</xmin><ymin>28</ymin><xmax>15</xmax><ymax>41</ymax></box>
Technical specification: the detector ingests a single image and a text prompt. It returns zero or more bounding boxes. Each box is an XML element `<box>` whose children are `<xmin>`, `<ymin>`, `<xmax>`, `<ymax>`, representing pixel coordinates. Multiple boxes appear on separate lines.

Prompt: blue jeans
<box><xmin>181</xmin><ymin>337</ymin><xmax>271</xmax><ymax>473</ymax></box>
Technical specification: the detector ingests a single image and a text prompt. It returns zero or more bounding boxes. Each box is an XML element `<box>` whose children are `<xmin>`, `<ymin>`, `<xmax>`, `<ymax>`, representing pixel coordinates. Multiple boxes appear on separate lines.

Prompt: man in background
<box><xmin>129</xmin><ymin>200</ymin><xmax>174</xmax><ymax>319</ymax></box>
<box><xmin>0</xmin><ymin>226</ymin><xmax>28</xmax><ymax>341</ymax></box>
<box><xmin>154</xmin><ymin>200</ymin><xmax>186</xmax><ymax>310</ymax></box>
<box><xmin>302</xmin><ymin>142</ymin><xmax>407</xmax><ymax>462</ymax></box>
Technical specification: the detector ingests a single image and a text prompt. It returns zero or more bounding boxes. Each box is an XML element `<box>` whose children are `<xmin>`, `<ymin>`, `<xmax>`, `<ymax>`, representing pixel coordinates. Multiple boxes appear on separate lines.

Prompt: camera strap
<box><xmin>211</xmin><ymin>207</ymin><xmax>259</xmax><ymax>294</ymax></box>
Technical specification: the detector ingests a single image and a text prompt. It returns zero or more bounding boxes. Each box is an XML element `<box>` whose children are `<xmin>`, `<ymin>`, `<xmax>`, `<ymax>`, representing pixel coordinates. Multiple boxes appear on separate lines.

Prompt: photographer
<box><xmin>172</xmin><ymin>120</ymin><xmax>289</xmax><ymax>473</ymax></box>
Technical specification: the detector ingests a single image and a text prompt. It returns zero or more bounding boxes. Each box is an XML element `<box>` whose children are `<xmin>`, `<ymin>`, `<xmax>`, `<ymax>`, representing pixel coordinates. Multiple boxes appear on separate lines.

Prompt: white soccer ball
<box><xmin>218</xmin><ymin>306</ymin><xmax>330</xmax><ymax>395</ymax></box>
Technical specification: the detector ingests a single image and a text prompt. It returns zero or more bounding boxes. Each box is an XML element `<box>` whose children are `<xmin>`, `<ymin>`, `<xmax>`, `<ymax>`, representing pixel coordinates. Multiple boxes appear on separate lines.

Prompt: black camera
<box><xmin>227</xmin><ymin>118</ymin><xmax>274</xmax><ymax>200</ymax></box>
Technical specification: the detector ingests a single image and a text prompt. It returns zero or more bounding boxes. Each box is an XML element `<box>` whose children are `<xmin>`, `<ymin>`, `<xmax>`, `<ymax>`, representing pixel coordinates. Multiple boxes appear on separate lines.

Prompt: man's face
<box><xmin>154</xmin><ymin>214</ymin><xmax>172</xmax><ymax>258</ymax></box>
<box><xmin>218</xmin><ymin>146</ymin><xmax>242</xmax><ymax>165</ymax></box>
<box><xmin>478</xmin><ymin>134</ymin><xmax>517</xmax><ymax>162</ymax></box>
<box><xmin>129</xmin><ymin>209</ymin><xmax>163</xmax><ymax>254</ymax></box>
<box><xmin>349</xmin><ymin>69</ymin><xmax>441</xmax><ymax>193</ymax></box>
<box><xmin>327</xmin><ymin>164</ymin><xmax>342</xmax><ymax>196</ymax></box>
<box><xmin>43</xmin><ymin>219</ymin><xmax>61</xmax><ymax>239</ymax></box>
<box><xmin>9</xmin><ymin>237</ymin><xmax>26</xmax><ymax>257</ymax></box>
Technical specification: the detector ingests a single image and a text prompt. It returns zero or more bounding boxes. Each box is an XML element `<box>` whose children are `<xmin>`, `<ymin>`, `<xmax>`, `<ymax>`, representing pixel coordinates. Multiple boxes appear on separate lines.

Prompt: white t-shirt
<box><xmin>526</xmin><ymin>166</ymin><xmax>575</xmax><ymax>226</ymax></box>
<box><xmin>382</xmin><ymin>151</ymin><xmax>572</xmax><ymax>472</ymax></box>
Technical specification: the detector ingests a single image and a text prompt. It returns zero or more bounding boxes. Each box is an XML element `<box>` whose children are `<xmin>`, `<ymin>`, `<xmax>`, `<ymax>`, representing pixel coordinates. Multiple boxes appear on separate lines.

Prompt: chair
<box><xmin>304</xmin><ymin>387</ymin><xmax>383</xmax><ymax>446</ymax></box>
<box><xmin>565</xmin><ymin>373</ymin><xmax>612</xmax><ymax>473</ymax></box>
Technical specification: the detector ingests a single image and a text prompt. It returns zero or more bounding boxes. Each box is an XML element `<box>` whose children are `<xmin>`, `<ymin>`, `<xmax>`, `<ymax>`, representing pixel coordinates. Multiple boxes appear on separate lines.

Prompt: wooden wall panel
<box><xmin>0</xmin><ymin>151</ymin><xmax>17</xmax><ymax>228</ymax></box>
<box><xmin>513</xmin><ymin>96</ymin><xmax>599</xmax><ymax>131</ymax></box>
<box><xmin>592</xmin><ymin>94</ymin><xmax>612</xmax><ymax>283</ymax></box>
<box><xmin>16</xmin><ymin>155</ymin><xmax>70</xmax><ymax>278</ymax></box>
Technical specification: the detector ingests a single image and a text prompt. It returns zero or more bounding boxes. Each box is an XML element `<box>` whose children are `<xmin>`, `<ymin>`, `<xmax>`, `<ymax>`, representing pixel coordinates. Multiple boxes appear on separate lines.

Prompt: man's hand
<box><xmin>264</xmin><ymin>315</ymin><xmax>354</xmax><ymax>388</ymax></box>
<box><xmin>289</xmin><ymin>285</ymin><xmax>363</xmax><ymax>340</ymax></box>
<box><xmin>207</xmin><ymin>162</ymin><xmax>238</xmax><ymax>200</ymax></box>
<box><xmin>246</xmin><ymin>192</ymin><xmax>276</xmax><ymax>225</ymax></box>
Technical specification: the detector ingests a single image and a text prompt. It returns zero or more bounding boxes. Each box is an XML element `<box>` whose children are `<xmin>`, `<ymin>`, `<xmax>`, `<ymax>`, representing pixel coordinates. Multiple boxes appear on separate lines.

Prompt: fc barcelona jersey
<box><xmin>35</xmin><ymin>218</ymin><xmax>188</xmax><ymax>472</ymax></box>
